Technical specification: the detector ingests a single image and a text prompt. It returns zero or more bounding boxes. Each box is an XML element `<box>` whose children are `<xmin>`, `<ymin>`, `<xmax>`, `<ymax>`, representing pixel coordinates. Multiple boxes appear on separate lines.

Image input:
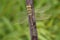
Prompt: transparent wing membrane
<box><xmin>0</xmin><ymin>0</ymin><xmax>60</xmax><ymax>40</ymax></box>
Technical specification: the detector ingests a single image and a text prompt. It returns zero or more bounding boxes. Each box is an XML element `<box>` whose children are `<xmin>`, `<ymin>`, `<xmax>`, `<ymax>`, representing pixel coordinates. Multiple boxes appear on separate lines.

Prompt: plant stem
<box><xmin>26</xmin><ymin>0</ymin><xmax>38</xmax><ymax>40</ymax></box>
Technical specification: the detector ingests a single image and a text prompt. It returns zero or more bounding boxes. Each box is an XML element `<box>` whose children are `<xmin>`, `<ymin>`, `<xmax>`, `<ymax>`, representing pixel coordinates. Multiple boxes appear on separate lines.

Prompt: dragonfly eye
<box><xmin>26</xmin><ymin>5</ymin><xmax>31</xmax><ymax>7</ymax></box>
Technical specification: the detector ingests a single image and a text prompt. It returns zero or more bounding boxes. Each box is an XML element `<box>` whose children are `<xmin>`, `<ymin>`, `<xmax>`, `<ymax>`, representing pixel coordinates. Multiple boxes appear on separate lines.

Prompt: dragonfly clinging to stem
<box><xmin>26</xmin><ymin>0</ymin><xmax>38</xmax><ymax>40</ymax></box>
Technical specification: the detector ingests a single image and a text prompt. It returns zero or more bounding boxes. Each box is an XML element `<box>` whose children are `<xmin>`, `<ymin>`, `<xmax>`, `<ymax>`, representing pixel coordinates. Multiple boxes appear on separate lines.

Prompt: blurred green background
<box><xmin>0</xmin><ymin>0</ymin><xmax>60</xmax><ymax>40</ymax></box>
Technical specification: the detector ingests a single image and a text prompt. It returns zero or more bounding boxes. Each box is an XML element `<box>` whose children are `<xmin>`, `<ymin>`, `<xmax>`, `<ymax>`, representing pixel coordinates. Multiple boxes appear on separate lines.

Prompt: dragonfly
<box><xmin>26</xmin><ymin>0</ymin><xmax>38</xmax><ymax>40</ymax></box>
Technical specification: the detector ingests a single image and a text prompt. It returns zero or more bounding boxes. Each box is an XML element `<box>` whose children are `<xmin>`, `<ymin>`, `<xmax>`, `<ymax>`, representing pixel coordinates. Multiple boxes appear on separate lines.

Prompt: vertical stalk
<box><xmin>26</xmin><ymin>0</ymin><xmax>38</xmax><ymax>40</ymax></box>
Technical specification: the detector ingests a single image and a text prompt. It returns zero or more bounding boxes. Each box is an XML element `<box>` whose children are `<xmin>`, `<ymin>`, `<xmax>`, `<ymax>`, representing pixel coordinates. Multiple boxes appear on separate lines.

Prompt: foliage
<box><xmin>0</xmin><ymin>0</ymin><xmax>60</xmax><ymax>40</ymax></box>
